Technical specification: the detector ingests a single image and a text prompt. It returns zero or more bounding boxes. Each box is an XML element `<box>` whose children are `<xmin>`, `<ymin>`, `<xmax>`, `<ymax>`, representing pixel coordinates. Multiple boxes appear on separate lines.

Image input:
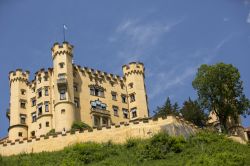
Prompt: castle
<box><xmin>6</xmin><ymin>42</ymin><xmax>149</xmax><ymax>141</ymax></box>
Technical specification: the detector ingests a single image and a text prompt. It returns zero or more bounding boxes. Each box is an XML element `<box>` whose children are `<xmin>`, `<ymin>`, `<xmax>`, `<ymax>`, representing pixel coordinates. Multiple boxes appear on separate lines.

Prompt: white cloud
<box><xmin>110</xmin><ymin>18</ymin><xmax>185</xmax><ymax>62</ymax></box>
<box><xmin>246</xmin><ymin>11</ymin><xmax>250</xmax><ymax>23</ymax></box>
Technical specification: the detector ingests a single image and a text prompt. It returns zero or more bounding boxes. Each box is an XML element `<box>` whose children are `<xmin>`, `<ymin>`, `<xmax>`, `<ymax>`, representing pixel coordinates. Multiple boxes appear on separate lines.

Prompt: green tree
<box><xmin>192</xmin><ymin>63</ymin><xmax>250</xmax><ymax>133</ymax></box>
<box><xmin>71</xmin><ymin>121</ymin><xmax>92</xmax><ymax>132</ymax></box>
<box><xmin>180</xmin><ymin>97</ymin><xmax>208</xmax><ymax>127</ymax></box>
<box><xmin>154</xmin><ymin>97</ymin><xmax>179</xmax><ymax>118</ymax></box>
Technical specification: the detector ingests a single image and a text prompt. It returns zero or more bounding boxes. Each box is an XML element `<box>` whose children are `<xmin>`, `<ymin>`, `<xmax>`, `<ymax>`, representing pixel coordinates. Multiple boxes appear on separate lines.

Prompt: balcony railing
<box><xmin>57</xmin><ymin>78</ymin><xmax>67</xmax><ymax>87</ymax></box>
<box><xmin>91</xmin><ymin>108</ymin><xmax>110</xmax><ymax>116</ymax></box>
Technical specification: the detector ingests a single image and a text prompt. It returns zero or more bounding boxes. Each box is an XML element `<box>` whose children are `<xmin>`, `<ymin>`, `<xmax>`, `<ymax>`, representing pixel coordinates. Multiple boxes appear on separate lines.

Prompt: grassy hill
<box><xmin>0</xmin><ymin>131</ymin><xmax>249</xmax><ymax>166</ymax></box>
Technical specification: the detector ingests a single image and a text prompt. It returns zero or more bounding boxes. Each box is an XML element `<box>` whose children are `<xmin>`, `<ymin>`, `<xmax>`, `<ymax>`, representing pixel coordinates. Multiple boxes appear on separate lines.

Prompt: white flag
<box><xmin>63</xmin><ymin>24</ymin><xmax>68</xmax><ymax>30</ymax></box>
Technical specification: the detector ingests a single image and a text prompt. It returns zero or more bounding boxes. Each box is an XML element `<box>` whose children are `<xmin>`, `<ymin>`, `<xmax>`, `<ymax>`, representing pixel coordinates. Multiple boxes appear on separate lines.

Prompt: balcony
<box><xmin>57</xmin><ymin>78</ymin><xmax>67</xmax><ymax>88</ymax></box>
<box><xmin>91</xmin><ymin>108</ymin><xmax>110</xmax><ymax>116</ymax></box>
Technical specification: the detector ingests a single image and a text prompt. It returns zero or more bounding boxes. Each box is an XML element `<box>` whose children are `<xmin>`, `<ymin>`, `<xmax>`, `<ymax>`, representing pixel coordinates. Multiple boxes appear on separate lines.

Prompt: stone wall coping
<box><xmin>1</xmin><ymin>115</ymin><xmax>198</xmax><ymax>148</ymax></box>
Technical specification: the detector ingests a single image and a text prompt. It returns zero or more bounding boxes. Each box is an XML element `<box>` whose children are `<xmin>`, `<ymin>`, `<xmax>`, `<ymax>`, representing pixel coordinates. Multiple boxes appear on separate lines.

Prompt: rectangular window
<box><xmin>121</xmin><ymin>95</ymin><xmax>127</xmax><ymax>103</ymax></box>
<box><xmin>129</xmin><ymin>83</ymin><xmax>133</xmax><ymax>89</ymax></box>
<box><xmin>21</xmin><ymin>89</ymin><xmax>26</xmax><ymax>95</ymax></box>
<box><xmin>45</xmin><ymin>87</ymin><xmax>49</xmax><ymax>96</ymax></box>
<box><xmin>111</xmin><ymin>92</ymin><xmax>117</xmax><ymax>101</ymax></box>
<box><xmin>131</xmin><ymin>108</ymin><xmax>137</xmax><ymax>118</ymax></box>
<box><xmin>58</xmin><ymin>73</ymin><xmax>66</xmax><ymax>79</ymax></box>
<box><xmin>31</xmin><ymin>112</ymin><xmax>36</xmax><ymax>122</ymax></box>
<box><xmin>46</xmin><ymin>121</ymin><xmax>49</xmax><ymax>127</ymax></box>
<box><xmin>60</xmin><ymin>90</ymin><xmax>66</xmax><ymax>100</ymax></box>
<box><xmin>45</xmin><ymin>102</ymin><xmax>49</xmax><ymax>112</ymax></box>
<box><xmin>61</xmin><ymin>109</ymin><xmax>65</xmax><ymax>114</ymax></box>
<box><xmin>74</xmin><ymin>98</ymin><xmax>79</xmax><ymax>108</ymax></box>
<box><xmin>90</xmin><ymin>88</ymin><xmax>95</xmax><ymax>95</ymax></box>
<box><xmin>113</xmin><ymin>106</ymin><xmax>119</xmax><ymax>116</ymax></box>
<box><xmin>31</xmin><ymin>98</ymin><xmax>36</xmax><ymax>107</ymax></box>
<box><xmin>59</xmin><ymin>62</ymin><xmax>65</xmax><ymax>68</ymax></box>
<box><xmin>38</xmin><ymin>88</ymin><xmax>42</xmax><ymax>98</ymax></box>
<box><xmin>31</xmin><ymin>131</ymin><xmax>35</xmax><ymax>137</ymax></box>
<box><xmin>39</xmin><ymin>123</ymin><xmax>42</xmax><ymax>129</ymax></box>
<box><xmin>20</xmin><ymin>115</ymin><xmax>26</xmax><ymax>124</ymax></box>
<box><xmin>130</xmin><ymin>94</ymin><xmax>135</xmax><ymax>103</ymax></box>
<box><xmin>122</xmin><ymin>109</ymin><xmax>129</xmax><ymax>119</ymax></box>
<box><xmin>90</xmin><ymin>87</ymin><xmax>104</xmax><ymax>97</ymax></box>
<box><xmin>18</xmin><ymin>132</ymin><xmax>23</xmax><ymax>137</ymax></box>
<box><xmin>20</xmin><ymin>101</ymin><xmax>26</xmax><ymax>109</ymax></box>
<box><xmin>38</xmin><ymin>104</ymin><xmax>42</xmax><ymax>116</ymax></box>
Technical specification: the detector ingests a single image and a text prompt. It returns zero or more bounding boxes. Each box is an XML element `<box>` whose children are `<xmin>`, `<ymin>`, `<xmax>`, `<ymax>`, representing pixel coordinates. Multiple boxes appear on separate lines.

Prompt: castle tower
<box><xmin>122</xmin><ymin>62</ymin><xmax>149</xmax><ymax>120</ymax></box>
<box><xmin>51</xmin><ymin>42</ymin><xmax>75</xmax><ymax>132</ymax></box>
<box><xmin>8</xmin><ymin>69</ymin><xmax>30</xmax><ymax>141</ymax></box>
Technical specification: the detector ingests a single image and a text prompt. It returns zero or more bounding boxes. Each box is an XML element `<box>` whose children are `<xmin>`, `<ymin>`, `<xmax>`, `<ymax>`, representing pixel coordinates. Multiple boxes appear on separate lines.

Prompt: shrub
<box><xmin>71</xmin><ymin>121</ymin><xmax>92</xmax><ymax>132</ymax></box>
<box><xmin>46</xmin><ymin>129</ymin><xmax>56</xmax><ymax>136</ymax></box>
<box><xmin>138</xmin><ymin>132</ymin><xmax>186</xmax><ymax>160</ymax></box>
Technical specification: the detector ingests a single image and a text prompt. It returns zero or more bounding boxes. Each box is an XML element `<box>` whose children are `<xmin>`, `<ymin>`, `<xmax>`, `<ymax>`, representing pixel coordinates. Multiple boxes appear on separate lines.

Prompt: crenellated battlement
<box><xmin>0</xmin><ymin>116</ymin><xmax>198</xmax><ymax>156</ymax></box>
<box><xmin>9</xmin><ymin>69</ymin><xmax>30</xmax><ymax>84</ymax></box>
<box><xmin>122</xmin><ymin>62</ymin><xmax>145</xmax><ymax>77</ymax></box>
<box><xmin>73</xmin><ymin>65</ymin><xmax>125</xmax><ymax>83</ymax></box>
<box><xmin>51</xmin><ymin>42</ymin><xmax>74</xmax><ymax>59</ymax></box>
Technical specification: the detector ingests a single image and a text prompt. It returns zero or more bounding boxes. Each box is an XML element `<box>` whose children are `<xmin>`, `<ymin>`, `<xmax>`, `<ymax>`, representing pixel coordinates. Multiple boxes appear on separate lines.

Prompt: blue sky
<box><xmin>0</xmin><ymin>0</ymin><xmax>249</xmax><ymax>138</ymax></box>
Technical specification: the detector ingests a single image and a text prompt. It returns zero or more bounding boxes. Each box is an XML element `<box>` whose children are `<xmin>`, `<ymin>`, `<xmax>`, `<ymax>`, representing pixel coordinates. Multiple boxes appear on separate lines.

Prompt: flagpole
<box><xmin>63</xmin><ymin>25</ymin><xmax>66</xmax><ymax>42</ymax></box>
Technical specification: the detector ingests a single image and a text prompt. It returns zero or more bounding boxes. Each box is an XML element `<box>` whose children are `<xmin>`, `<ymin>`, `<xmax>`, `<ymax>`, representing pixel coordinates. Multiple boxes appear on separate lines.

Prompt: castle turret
<box><xmin>8</xmin><ymin>69</ymin><xmax>30</xmax><ymax>141</ymax></box>
<box><xmin>52</xmin><ymin>42</ymin><xmax>75</xmax><ymax>132</ymax></box>
<box><xmin>122</xmin><ymin>62</ymin><xmax>149</xmax><ymax>120</ymax></box>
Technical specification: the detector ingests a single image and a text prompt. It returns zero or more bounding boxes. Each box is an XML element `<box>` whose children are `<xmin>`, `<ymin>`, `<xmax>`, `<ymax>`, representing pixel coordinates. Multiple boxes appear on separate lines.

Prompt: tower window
<box><xmin>20</xmin><ymin>101</ymin><xmax>26</xmax><ymax>109</ymax></box>
<box><xmin>38</xmin><ymin>88</ymin><xmax>42</xmax><ymax>98</ymax></box>
<box><xmin>60</xmin><ymin>89</ymin><xmax>66</xmax><ymax>100</ymax></box>
<box><xmin>46</xmin><ymin>121</ymin><xmax>49</xmax><ymax>127</ymax></box>
<box><xmin>74</xmin><ymin>98</ymin><xmax>79</xmax><ymax>108</ymax></box>
<box><xmin>21</xmin><ymin>89</ymin><xmax>26</xmax><ymax>95</ymax></box>
<box><xmin>128</xmin><ymin>83</ymin><xmax>133</xmax><ymax>89</ymax></box>
<box><xmin>131</xmin><ymin>108</ymin><xmax>137</xmax><ymax>118</ymax></box>
<box><xmin>20</xmin><ymin>115</ymin><xmax>26</xmax><ymax>124</ymax></box>
<box><xmin>45</xmin><ymin>101</ymin><xmax>49</xmax><ymax>112</ymax></box>
<box><xmin>31</xmin><ymin>98</ymin><xmax>36</xmax><ymax>107</ymax></box>
<box><xmin>31</xmin><ymin>112</ymin><xmax>36</xmax><ymax>122</ymax></box>
<box><xmin>123</xmin><ymin>109</ymin><xmax>129</xmax><ymax>119</ymax></box>
<box><xmin>113</xmin><ymin>106</ymin><xmax>119</xmax><ymax>116</ymax></box>
<box><xmin>121</xmin><ymin>94</ymin><xmax>127</xmax><ymax>103</ymax></box>
<box><xmin>59</xmin><ymin>62</ymin><xmax>65</xmax><ymax>68</ymax></box>
<box><xmin>38</xmin><ymin>104</ymin><xmax>42</xmax><ymax>116</ymax></box>
<box><xmin>111</xmin><ymin>92</ymin><xmax>117</xmax><ymax>101</ymax></box>
<box><xmin>58</xmin><ymin>73</ymin><xmax>66</xmax><ymax>79</ymax></box>
<box><xmin>130</xmin><ymin>94</ymin><xmax>135</xmax><ymax>103</ymax></box>
<box><xmin>39</xmin><ymin>123</ymin><xmax>42</xmax><ymax>129</ymax></box>
<box><xmin>45</xmin><ymin>87</ymin><xmax>49</xmax><ymax>96</ymax></box>
<box><xmin>18</xmin><ymin>132</ymin><xmax>23</xmax><ymax>137</ymax></box>
<box><xmin>61</xmin><ymin>109</ymin><xmax>65</xmax><ymax>114</ymax></box>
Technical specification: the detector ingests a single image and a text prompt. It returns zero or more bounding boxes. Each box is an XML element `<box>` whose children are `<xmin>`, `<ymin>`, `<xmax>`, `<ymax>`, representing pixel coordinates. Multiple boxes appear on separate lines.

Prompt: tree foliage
<box><xmin>71</xmin><ymin>121</ymin><xmax>92</xmax><ymax>132</ymax></box>
<box><xmin>180</xmin><ymin>98</ymin><xmax>208</xmax><ymax>127</ymax></box>
<box><xmin>153</xmin><ymin>97</ymin><xmax>179</xmax><ymax>118</ymax></box>
<box><xmin>192</xmin><ymin>63</ymin><xmax>250</xmax><ymax>132</ymax></box>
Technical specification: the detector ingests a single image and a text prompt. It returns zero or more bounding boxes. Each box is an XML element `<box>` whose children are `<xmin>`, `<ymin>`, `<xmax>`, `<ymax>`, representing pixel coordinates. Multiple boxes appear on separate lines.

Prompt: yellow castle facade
<box><xmin>7</xmin><ymin>42</ymin><xmax>149</xmax><ymax>141</ymax></box>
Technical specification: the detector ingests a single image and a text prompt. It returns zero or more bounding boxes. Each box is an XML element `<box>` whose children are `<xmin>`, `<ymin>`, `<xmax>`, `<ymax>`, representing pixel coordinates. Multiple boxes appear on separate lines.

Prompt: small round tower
<box><xmin>8</xmin><ymin>69</ymin><xmax>30</xmax><ymax>141</ymax></box>
<box><xmin>122</xmin><ymin>62</ymin><xmax>149</xmax><ymax>119</ymax></box>
<box><xmin>52</xmin><ymin>42</ymin><xmax>76</xmax><ymax>132</ymax></box>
